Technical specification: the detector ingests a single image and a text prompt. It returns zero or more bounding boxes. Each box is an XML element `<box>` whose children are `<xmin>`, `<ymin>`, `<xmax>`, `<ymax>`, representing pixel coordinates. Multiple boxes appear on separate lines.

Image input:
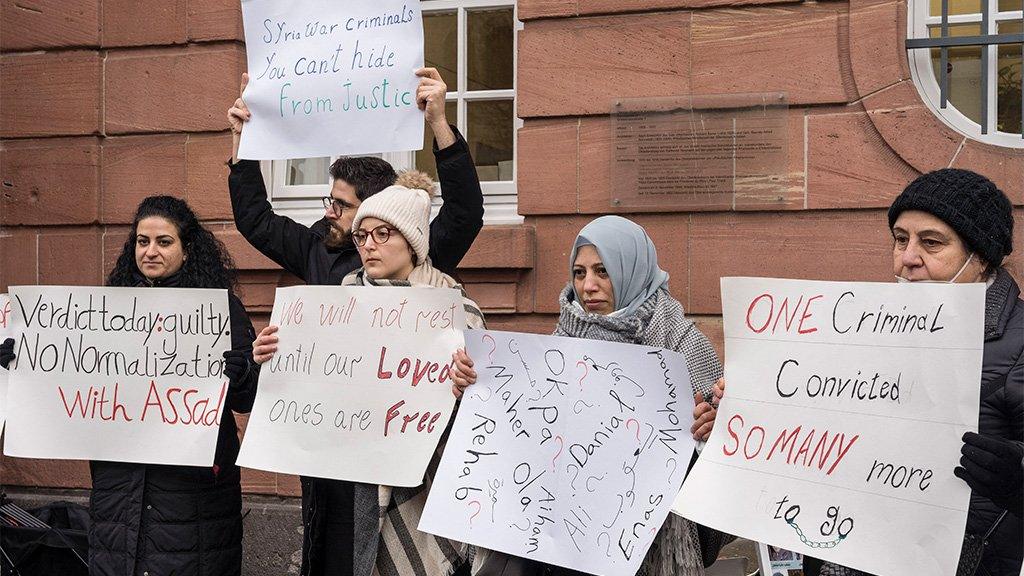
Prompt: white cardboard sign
<box><xmin>674</xmin><ymin>277</ymin><xmax>984</xmax><ymax>576</ymax></box>
<box><xmin>421</xmin><ymin>330</ymin><xmax>697</xmax><ymax>576</ymax></box>
<box><xmin>3</xmin><ymin>286</ymin><xmax>232</xmax><ymax>466</ymax></box>
<box><xmin>238</xmin><ymin>0</ymin><xmax>425</xmax><ymax>159</ymax></box>
<box><xmin>237</xmin><ymin>285</ymin><xmax>466</xmax><ymax>487</ymax></box>
<box><xmin>0</xmin><ymin>294</ymin><xmax>11</xmax><ymax>431</ymax></box>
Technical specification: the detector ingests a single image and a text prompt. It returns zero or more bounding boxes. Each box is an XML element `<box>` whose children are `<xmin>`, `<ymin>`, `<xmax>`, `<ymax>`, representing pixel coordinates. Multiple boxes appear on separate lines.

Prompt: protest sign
<box><xmin>238</xmin><ymin>0</ymin><xmax>425</xmax><ymax>159</ymax></box>
<box><xmin>0</xmin><ymin>294</ymin><xmax>11</xmax><ymax>430</ymax></box>
<box><xmin>420</xmin><ymin>330</ymin><xmax>696</xmax><ymax>576</ymax></box>
<box><xmin>3</xmin><ymin>286</ymin><xmax>231</xmax><ymax>466</ymax></box>
<box><xmin>236</xmin><ymin>285</ymin><xmax>466</xmax><ymax>487</ymax></box>
<box><xmin>674</xmin><ymin>277</ymin><xmax>984</xmax><ymax>576</ymax></box>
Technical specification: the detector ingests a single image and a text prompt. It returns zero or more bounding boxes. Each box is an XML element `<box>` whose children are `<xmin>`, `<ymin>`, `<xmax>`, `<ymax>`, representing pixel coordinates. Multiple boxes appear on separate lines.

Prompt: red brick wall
<box><xmin>2</xmin><ymin>0</ymin><xmax>1022</xmax><ymax>495</ymax></box>
<box><xmin>513</xmin><ymin>0</ymin><xmax>1023</xmax><ymax>341</ymax></box>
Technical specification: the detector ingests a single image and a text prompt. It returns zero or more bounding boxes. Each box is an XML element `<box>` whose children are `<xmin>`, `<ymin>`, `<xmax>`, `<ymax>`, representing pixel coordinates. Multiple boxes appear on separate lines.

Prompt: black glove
<box><xmin>0</xmin><ymin>338</ymin><xmax>14</xmax><ymax>370</ymax></box>
<box><xmin>954</xmin><ymin>431</ymin><xmax>1024</xmax><ymax>516</ymax></box>
<box><xmin>223</xmin><ymin>349</ymin><xmax>252</xmax><ymax>389</ymax></box>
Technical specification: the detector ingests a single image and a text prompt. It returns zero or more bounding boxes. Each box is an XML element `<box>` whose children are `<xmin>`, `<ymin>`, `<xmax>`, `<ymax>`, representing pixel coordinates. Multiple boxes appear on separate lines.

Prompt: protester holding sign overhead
<box><xmin>452</xmin><ymin>215</ymin><xmax>730</xmax><ymax>576</ymax></box>
<box><xmin>252</xmin><ymin>172</ymin><xmax>486</xmax><ymax>575</ymax></box>
<box><xmin>226</xmin><ymin>63</ymin><xmax>483</xmax><ymax>576</ymax></box>
<box><xmin>1</xmin><ymin>196</ymin><xmax>260</xmax><ymax>576</ymax></box>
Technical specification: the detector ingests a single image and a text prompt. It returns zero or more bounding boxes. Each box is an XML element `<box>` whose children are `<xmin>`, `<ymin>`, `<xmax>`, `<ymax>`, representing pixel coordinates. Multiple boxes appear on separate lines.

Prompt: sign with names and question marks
<box><xmin>421</xmin><ymin>330</ymin><xmax>697</xmax><ymax>576</ymax></box>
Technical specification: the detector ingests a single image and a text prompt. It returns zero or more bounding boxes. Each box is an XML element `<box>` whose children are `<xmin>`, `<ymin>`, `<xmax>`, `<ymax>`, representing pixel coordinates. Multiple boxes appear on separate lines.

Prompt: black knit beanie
<box><xmin>888</xmin><ymin>168</ymin><xmax>1014</xmax><ymax>267</ymax></box>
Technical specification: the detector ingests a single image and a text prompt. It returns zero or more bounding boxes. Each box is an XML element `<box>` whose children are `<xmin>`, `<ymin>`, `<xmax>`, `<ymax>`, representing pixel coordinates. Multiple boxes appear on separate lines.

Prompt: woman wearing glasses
<box><xmin>252</xmin><ymin>171</ymin><xmax>486</xmax><ymax>576</ymax></box>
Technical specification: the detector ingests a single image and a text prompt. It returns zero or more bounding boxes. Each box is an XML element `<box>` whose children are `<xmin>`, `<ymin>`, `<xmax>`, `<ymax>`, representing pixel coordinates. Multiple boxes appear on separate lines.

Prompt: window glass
<box><xmin>286</xmin><ymin>157</ymin><xmax>330</xmax><ymax>185</ymax></box>
<box><xmin>929</xmin><ymin>0</ymin><xmax>981</xmax><ymax>15</ymax></box>
<box><xmin>929</xmin><ymin>24</ymin><xmax>984</xmax><ymax>125</ymax></box>
<box><xmin>997</xmin><ymin>0</ymin><xmax>1022</xmax><ymax>12</ymax></box>
<box><xmin>467</xmin><ymin>100</ymin><xmax>515</xmax><ymax>182</ymax></box>
<box><xmin>467</xmin><ymin>8</ymin><xmax>515</xmax><ymax>91</ymax></box>
<box><xmin>996</xmin><ymin>20</ymin><xmax>1022</xmax><ymax>134</ymax></box>
<box><xmin>424</xmin><ymin>11</ymin><xmax>457</xmax><ymax>89</ymax></box>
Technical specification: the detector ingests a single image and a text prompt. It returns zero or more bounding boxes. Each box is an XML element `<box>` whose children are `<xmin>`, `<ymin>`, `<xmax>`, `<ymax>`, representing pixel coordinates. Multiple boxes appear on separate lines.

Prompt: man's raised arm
<box><xmin>227</xmin><ymin>73</ymin><xmax>322</xmax><ymax>282</ymax></box>
<box><xmin>416</xmin><ymin>67</ymin><xmax>485</xmax><ymax>275</ymax></box>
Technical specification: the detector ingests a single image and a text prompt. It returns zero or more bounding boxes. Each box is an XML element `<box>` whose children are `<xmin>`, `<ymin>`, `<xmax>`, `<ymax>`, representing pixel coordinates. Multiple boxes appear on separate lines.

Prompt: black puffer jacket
<box><xmin>88</xmin><ymin>273</ymin><xmax>258</xmax><ymax>576</ymax></box>
<box><xmin>227</xmin><ymin>128</ymin><xmax>483</xmax><ymax>576</ymax></box>
<box><xmin>968</xmin><ymin>268</ymin><xmax>1022</xmax><ymax>576</ymax></box>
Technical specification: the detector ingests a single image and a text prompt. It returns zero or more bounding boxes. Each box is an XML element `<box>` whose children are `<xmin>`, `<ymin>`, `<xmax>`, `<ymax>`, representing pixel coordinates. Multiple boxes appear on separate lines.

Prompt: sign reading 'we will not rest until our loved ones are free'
<box><xmin>238</xmin><ymin>0</ymin><xmax>425</xmax><ymax>160</ymax></box>
<box><xmin>674</xmin><ymin>277</ymin><xmax>985</xmax><ymax>576</ymax></box>
<box><xmin>3</xmin><ymin>286</ymin><xmax>233</xmax><ymax>467</ymax></box>
<box><xmin>236</xmin><ymin>285</ymin><xmax>467</xmax><ymax>487</ymax></box>
<box><xmin>420</xmin><ymin>330</ymin><xmax>697</xmax><ymax>576</ymax></box>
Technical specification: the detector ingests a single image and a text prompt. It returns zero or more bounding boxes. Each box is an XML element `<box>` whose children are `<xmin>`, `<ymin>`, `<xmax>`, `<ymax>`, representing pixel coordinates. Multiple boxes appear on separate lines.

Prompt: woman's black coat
<box><xmin>88</xmin><ymin>273</ymin><xmax>258</xmax><ymax>576</ymax></box>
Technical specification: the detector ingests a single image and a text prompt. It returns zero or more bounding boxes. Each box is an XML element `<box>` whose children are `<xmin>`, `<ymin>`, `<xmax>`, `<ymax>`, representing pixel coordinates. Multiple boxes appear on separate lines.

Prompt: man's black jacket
<box><xmin>228</xmin><ymin>126</ymin><xmax>484</xmax><ymax>284</ymax></box>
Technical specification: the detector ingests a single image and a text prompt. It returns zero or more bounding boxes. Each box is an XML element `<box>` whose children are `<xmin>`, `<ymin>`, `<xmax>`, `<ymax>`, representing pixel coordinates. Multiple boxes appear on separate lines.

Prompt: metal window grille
<box><xmin>904</xmin><ymin>0</ymin><xmax>1024</xmax><ymax>137</ymax></box>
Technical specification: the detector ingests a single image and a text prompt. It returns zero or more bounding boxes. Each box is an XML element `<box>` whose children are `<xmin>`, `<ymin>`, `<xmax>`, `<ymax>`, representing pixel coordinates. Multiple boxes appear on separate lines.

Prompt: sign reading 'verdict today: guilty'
<box><xmin>3</xmin><ymin>286</ymin><xmax>232</xmax><ymax>466</ymax></box>
<box><xmin>238</xmin><ymin>0</ymin><xmax>425</xmax><ymax>159</ymax></box>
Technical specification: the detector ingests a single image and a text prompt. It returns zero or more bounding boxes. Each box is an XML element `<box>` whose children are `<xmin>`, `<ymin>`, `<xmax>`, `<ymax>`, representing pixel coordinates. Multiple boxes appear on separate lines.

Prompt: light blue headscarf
<box><xmin>569</xmin><ymin>215</ymin><xmax>670</xmax><ymax>317</ymax></box>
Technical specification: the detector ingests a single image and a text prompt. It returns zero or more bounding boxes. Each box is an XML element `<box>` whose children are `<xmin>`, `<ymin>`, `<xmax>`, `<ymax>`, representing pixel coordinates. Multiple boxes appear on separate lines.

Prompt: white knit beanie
<box><xmin>352</xmin><ymin>171</ymin><xmax>435</xmax><ymax>265</ymax></box>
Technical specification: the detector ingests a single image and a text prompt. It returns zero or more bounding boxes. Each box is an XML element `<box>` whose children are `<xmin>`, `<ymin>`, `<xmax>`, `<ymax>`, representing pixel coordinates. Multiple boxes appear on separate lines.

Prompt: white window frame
<box><xmin>907</xmin><ymin>2</ymin><xmax>1024</xmax><ymax>148</ymax></box>
<box><xmin>266</xmin><ymin>0</ymin><xmax>523</xmax><ymax>225</ymax></box>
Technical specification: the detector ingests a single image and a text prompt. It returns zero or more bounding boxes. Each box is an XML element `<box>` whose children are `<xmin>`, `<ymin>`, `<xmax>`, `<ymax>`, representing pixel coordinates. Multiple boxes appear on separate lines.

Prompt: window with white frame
<box><xmin>267</xmin><ymin>0</ymin><xmax>522</xmax><ymax>225</ymax></box>
<box><xmin>906</xmin><ymin>0</ymin><xmax>1023</xmax><ymax>148</ymax></box>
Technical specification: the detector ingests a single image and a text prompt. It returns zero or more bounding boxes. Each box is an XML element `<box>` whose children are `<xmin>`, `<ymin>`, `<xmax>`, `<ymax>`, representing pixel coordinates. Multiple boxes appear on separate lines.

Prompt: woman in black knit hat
<box><xmin>805</xmin><ymin>168</ymin><xmax>1023</xmax><ymax>576</ymax></box>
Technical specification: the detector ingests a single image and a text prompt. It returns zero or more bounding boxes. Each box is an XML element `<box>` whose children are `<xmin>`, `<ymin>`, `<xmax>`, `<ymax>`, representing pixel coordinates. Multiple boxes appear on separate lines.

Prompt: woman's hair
<box><xmin>107</xmin><ymin>195</ymin><xmax>238</xmax><ymax>290</ymax></box>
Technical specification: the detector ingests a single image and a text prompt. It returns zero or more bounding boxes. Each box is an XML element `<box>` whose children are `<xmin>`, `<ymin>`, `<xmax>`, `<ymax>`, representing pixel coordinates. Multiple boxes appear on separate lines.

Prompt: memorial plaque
<box><xmin>611</xmin><ymin>94</ymin><xmax>793</xmax><ymax>209</ymax></box>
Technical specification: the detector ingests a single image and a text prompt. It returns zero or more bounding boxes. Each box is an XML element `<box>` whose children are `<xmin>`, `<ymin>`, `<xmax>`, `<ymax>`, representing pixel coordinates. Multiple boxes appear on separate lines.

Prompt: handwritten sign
<box><xmin>236</xmin><ymin>285</ymin><xmax>466</xmax><ymax>487</ymax></box>
<box><xmin>238</xmin><ymin>0</ymin><xmax>425</xmax><ymax>160</ymax></box>
<box><xmin>420</xmin><ymin>330</ymin><xmax>696</xmax><ymax>576</ymax></box>
<box><xmin>0</xmin><ymin>294</ymin><xmax>11</xmax><ymax>430</ymax></box>
<box><xmin>2</xmin><ymin>286</ymin><xmax>231</xmax><ymax>466</ymax></box>
<box><xmin>674</xmin><ymin>277</ymin><xmax>984</xmax><ymax>576</ymax></box>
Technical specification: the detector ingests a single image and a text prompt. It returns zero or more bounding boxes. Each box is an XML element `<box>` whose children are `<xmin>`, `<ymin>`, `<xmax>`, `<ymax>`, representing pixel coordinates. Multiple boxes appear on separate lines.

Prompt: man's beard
<box><xmin>324</xmin><ymin>223</ymin><xmax>354</xmax><ymax>250</ymax></box>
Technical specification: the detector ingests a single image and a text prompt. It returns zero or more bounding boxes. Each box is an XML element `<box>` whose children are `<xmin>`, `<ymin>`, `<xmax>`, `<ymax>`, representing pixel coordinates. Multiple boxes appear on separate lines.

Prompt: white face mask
<box><xmin>895</xmin><ymin>253</ymin><xmax>974</xmax><ymax>283</ymax></box>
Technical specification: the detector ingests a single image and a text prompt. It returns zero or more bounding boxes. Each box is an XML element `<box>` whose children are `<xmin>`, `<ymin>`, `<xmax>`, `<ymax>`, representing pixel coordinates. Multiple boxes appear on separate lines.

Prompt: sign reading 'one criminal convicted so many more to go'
<box><xmin>236</xmin><ymin>285</ymin><xmax>467</xmax><ymax>487</ymax></box>
<box><xmin>0</xmin><ymin>294</ymin><xmax>12</xmax><ymax>430</ymax></box>
<box><xmin>238</xmin><ymin>0</ymin><xmax>425</xmax><ymax>160</ymax></box>
<box><xmin>3</xmin><ymin>286</ymin><xmax>232</xmax><ymax>466</ymax></box>
<box><xmin>420</xmin><ymin>330</ymin><xmax>697</xmax><ymax>576</ymax></box>
<box><xmin>674</xmin><ymin>277</ymin><xmax>985</xmax><ymax>576</ymax></box>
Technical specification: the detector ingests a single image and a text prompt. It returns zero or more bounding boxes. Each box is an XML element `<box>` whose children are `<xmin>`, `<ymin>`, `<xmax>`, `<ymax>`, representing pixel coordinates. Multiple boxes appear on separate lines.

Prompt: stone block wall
<box><xmin>2</xmin><ymin>0</ymin><xmax>1022</xmax><ymax>504</ymax></box>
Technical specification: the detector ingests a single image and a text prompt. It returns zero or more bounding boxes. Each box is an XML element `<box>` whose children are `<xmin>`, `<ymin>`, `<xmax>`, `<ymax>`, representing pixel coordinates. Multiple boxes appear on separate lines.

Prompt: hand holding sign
<box><xmin>414</xmin><ymin>67</ymin><xmax>455</xmax><ymax>149</ymax></box>
<box><xmin>228</xmin><ymin>73</ymin><xmax>251</xmax><ymax>163</ymax></box>
<box><xmin>0</xmin><ymin>338</ymin><xmax>13</xmax><ymax>370</ymax></box>
<box><xmin>450</xmin><ymin>348</ymin><xmax>476</xmax><ymax>398</ymax></box>
<box><xmin>252</xmin><ymin>324</ymin><xmax>279</xmax><ymax>364</ymax></box>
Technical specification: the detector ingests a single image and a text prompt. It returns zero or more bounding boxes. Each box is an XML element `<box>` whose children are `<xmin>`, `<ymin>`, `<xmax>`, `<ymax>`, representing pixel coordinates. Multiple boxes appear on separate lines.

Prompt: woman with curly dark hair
<box><xmin>2</xmin><ymin>196</ymin><xmax>261</xmax><ymax>576</ymax></box>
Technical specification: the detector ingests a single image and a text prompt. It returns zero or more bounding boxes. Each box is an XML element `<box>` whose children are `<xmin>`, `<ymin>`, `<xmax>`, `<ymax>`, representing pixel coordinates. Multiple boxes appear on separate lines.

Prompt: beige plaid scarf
<box><xmin>343</xmin><ymin>262</ymin><xmax>485</xmax><ymax>576</ymax></box>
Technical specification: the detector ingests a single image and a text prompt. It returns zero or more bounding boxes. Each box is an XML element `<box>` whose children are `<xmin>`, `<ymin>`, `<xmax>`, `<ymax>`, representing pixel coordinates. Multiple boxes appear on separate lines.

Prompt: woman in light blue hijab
<box><xmin>568</xmin><ymin>215</ymin><xmax>669</xmax><ymax>317</ymax></box>
<box><xmin>457</xmin><ymin>216</ymin><xmax>730</xmax><ymax>576</ymax></box>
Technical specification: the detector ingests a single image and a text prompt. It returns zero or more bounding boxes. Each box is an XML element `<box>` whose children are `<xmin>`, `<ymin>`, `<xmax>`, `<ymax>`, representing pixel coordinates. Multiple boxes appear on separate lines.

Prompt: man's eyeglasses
<box><xmin>351</xmin><ymin>225</ymin><xmax>395</xmax><ymax>246</ymax></box>
<box><xmin>322</xmin><ymin>196</ymin><xmax>352</xmax><ymax>216</ymax></box>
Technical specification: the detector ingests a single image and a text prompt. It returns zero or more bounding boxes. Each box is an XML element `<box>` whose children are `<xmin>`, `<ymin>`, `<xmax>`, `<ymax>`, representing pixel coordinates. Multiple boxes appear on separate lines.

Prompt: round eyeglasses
<box><xmin>351</xmin><ymin>225</ymin><xmax>395</xmax><ymax>246</ymax></box>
